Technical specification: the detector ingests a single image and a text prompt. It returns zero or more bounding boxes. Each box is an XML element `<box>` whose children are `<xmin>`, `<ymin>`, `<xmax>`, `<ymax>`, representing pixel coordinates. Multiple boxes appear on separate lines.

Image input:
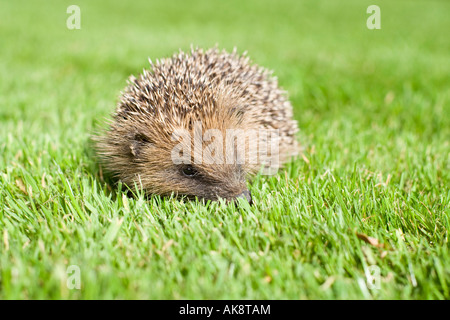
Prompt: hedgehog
<box><xmin>95</xmin><ymin>47</ymin><xmax>299</xmax><ymax>204</ymax></box>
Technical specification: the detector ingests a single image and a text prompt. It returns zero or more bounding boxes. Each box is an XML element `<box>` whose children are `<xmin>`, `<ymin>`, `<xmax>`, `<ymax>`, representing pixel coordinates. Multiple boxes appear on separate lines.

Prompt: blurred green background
<box><xmin>1</xmin><ymin>0</ymin><xmax>449</xmax><ymax>158</ymax></box>
<box><xmin>0</xmin><ymin>0</ymin><xmax>449</xmax><ymax>299</ymax></box>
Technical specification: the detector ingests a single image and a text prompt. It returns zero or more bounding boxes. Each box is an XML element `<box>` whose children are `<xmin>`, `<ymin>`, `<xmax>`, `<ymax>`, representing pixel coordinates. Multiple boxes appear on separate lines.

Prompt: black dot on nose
<box><xmin>236</xmin><ymin>190</ymin><xmax>253</xmax><ymax>206</ymax></box>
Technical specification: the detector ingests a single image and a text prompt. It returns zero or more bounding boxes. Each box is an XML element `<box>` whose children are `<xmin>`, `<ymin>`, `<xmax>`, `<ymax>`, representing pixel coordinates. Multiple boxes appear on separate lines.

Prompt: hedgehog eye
<box><xmin>181</xmin><ymin>165</ymin><xmax>198</xmax><ymax>177</ymax></box>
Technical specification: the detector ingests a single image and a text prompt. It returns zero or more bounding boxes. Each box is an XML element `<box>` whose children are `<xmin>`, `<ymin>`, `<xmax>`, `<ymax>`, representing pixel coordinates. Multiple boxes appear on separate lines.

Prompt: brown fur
<box><xmin>95</xmin><ymin>47</ymin><xmax>299</xmax><ymax>201</ymax></box>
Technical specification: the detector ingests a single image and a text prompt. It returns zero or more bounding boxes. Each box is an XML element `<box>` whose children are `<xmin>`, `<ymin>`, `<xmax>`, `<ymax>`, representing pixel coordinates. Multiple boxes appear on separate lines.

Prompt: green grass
<box><xmin>0</xmin><ymin>0</ymin><xmax>449</xmax><ymax>299</ymax></box>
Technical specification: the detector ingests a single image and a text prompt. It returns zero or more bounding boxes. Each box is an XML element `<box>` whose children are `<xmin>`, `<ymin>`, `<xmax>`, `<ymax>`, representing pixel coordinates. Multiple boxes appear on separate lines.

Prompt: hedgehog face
<box><xmin>127</xmin><ymin>127</ymin><xmax>253</xmax><ymax>203</ymax></box>
<box><xmin>170</xmin><ymin>163</ymin><xmax>251</xmax><ymax>203</ymax></box>
<box><xmin>97</xmin><ymin>107</ymin><xmax>256</xmax><ymax>204</ymax></box>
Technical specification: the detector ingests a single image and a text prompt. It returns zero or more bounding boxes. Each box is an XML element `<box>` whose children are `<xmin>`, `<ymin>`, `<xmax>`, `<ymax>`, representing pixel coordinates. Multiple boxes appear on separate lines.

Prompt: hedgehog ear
<box><xmin>133</xmin><ymin>133</ymin><xmax>152</xmax><ymax>144</ymax></box>
<box><xmin>129</xmin><ymin>133</ymin><xmax>153</xmax><ymax>157</ymax></box>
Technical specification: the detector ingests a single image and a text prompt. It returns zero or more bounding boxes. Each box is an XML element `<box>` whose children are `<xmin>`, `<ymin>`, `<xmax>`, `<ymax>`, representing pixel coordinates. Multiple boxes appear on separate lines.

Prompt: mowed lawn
<box><xmin>0</xmin><ymin>0</ymin><xmax>449</xmax><ymax>299</ymax></box>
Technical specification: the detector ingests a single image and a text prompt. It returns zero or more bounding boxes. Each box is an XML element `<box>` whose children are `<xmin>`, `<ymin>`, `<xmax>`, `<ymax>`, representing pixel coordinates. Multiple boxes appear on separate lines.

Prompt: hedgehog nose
<box><xmin>236</xmin><ymin>190</ymin><xmax>253</xmax><ymax>205</ymax></box>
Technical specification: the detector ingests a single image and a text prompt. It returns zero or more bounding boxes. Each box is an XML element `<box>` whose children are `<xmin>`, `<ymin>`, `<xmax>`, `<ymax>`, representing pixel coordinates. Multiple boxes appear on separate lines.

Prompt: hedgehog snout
<box><xmin>235</xmin><ymin>189</ymin><xmax>253</xmax><ymax>205</ymax></box>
